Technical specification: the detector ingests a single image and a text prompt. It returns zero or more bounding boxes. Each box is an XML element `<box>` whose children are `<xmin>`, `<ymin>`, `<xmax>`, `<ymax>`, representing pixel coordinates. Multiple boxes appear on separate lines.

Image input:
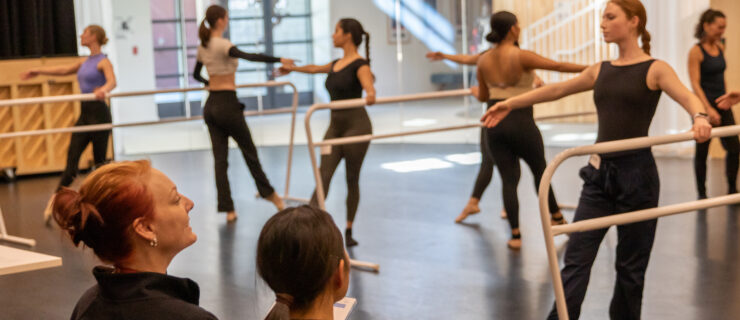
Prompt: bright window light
<box><xmin>445</xmin><ymin>152</ymin><xmax>482</xmax><ymax>165</ymax></box>
<box><xmin>538</xmin><ymin>124</ymin><xmax>553</xmax><ymax>131</ymax></box>
<box><xmin>403</xmin><ymin>118</ymin><xmax>438</xmax><ymax>127</ymax></box>
<box><xmin>551</xmin><ymin>132</ymin><xmax>597</xmax><ymax>142</ymax></box>
<box><xmin>381</xmin><ymin>158</ymin><xmax>453</xmax><ymax>173</ymax></box>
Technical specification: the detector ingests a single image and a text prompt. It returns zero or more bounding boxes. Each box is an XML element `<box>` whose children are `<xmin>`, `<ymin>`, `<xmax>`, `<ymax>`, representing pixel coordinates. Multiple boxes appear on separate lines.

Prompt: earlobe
<box><xmin>132</xmin><ymin>217</ymin><xmax>157</xmax><ymax>244</ymax></box>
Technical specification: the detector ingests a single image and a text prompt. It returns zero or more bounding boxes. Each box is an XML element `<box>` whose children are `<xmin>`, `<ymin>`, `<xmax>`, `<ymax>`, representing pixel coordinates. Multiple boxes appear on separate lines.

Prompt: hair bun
<box><xmin>53</xmin><ymin>188</ymin><xmax>103</xmax><ymax>247</ymax></box>
<box><xmin>485</xmin><ymin>30</ymin><xmax>501</xmax><ymax>43</ymax></box>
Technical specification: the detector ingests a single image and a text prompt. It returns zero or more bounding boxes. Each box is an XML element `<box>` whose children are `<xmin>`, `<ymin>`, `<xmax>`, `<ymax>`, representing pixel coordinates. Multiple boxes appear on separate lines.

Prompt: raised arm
<box><xmin>519</xmin><ymin>50</ymin><xmax>588</xmax><ymax>73</ymax></box>
<box><xmin>93</xmin><ymin>58</ymin><xmax>117</xmax><ymax>100</ymax></box>
<box><xmin>716</xmin><ymin>91</ymin><xmax>740</xmax><ymax>110</ymax></box>
<box><xmin>688</xmin><ymin>46</ymin><xmax>720</xmax><ymax>123</ymax></box>
<box><xmin>278</xmin><ymin>62</ymin><xmax>333</xmax><ymax>75</ymax></box>
<box><xmin>426</xmin><ymin>52</ymin><xmax>482</xmax><ymax>65</ymax></box>
<box><xmin>357</xmin><ymin>65</ymin><xmax>376</xmax><ymax>105</ymax></box>
<box><xmin>20</xmin><ymin>61</ymin><xmax>82</xmax><ymax>80</ymax></box>
<box><xmin>192</xmin><ymin>61</ymin><xmax>209</xmax><ymax>86</ymax></box>
<box><xmin>651</xmin><ymin>60</ymin><xmax>711</xmax><ymax>142</ymax></box>
<box><xmin>228</xmin><ymin>46</ymin><xmax>293</xmax><ymax>65</ymax></box>
<box><xmin>480</xmin><ymin>62</ymin><xmax>600</xmax><ymax>127</ymax></box>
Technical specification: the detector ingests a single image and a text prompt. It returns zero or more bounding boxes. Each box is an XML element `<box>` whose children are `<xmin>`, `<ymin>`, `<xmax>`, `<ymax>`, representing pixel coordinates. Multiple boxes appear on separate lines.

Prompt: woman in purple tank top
<box><xmin>20</xmin><ymin>25</ymin><xmax>117</xmax><ymax>223</ymax></box>
<box><xmin>482</xmin><ymin>1</ymin><xmax>711</xmax><ymax>319</ymax></box>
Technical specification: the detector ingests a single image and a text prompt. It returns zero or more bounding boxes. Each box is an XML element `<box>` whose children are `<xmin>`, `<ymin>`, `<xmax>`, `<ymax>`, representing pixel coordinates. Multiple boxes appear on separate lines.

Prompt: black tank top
<box><xmin>325</xmin><ymin>58</ymin><xmax>369</xmax><ymax>101</ymax></box>
<box><xmin>593</xmin><ymin>60</ymin><xmax>662</xmax><ymax>155</ymax></box>
<box><xmin>698</xmin><ymin>44</ymin><xmax>726</xmax><ymax>100</ymax></box>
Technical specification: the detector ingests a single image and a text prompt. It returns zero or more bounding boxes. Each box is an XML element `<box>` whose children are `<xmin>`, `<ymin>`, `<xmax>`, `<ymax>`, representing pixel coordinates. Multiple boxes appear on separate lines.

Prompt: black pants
<box><xmin>310</xmin><ymin>108</ymin><xmax>372</xmax><ymax>223</ymax></box>
<box><xmin>694</xmin><ymin>101</ymin><xmax>739</xmax><ymax>197</ymax></box>
<box><xmin>485</xmin><ymin>101</ymin><xmax>558</xmax><ymax>230</ymax></box>
<box><xmin>547</xmin><ymin>150</ymin><xmax>659</xmax><ymax>320</ymax></box>
<box><xmin>471</xmin><ymin>125</ymin><xmax>506</xmax><ymax>199</ymax></box>
<box><xmin>58</xmin><ymin>101</ymin><xmax>111</xmax><ymax>189</ymax></box>
<box><xmin>204</xmin><ymin>91</ymin><xmax>275</xmax><ymax>212</ymax></box>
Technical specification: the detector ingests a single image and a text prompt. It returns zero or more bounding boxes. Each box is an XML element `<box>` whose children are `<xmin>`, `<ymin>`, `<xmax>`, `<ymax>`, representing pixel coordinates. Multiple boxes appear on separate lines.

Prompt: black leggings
<box><xmin>204</xmin><ymin>91</ymin><xmax>275</xmax><ymax>212</ymax></box>
<box><xmin>694</xmin><ymin>101</ymin><xmax>739</xmax><ymax>197</ymax></box>
<box><xmin>470</xmin><ymin>126</ymin><xmax>504</xmax><ymax>199</ymax></box>
<box><xmin>485</xmin><ymin>101</ymin><xmax>558</xmax><ymax>230</ymax></box>
<box><xmin>310</xmin><ymin>108</ymin><xmax>372</xmax><ymax>223</ymax></box>
<box><xmin>58</xmin><ymin>101</ymin><xmax>111</xmax><ymax>189</ymax></box>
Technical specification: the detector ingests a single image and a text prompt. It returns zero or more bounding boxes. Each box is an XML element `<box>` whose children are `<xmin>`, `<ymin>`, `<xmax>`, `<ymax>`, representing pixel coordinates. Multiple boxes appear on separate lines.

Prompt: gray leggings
<box><xmin>310</xmin><ymin>108</ymin><xmax>372</xmax><ymax>222</ymax></box>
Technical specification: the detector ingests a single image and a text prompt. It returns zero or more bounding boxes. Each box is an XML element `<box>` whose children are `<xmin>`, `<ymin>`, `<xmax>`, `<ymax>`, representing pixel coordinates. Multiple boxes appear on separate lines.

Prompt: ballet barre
<box><xmin>538</xmin><ymin>124</ymin><xmax>740</xmax><ymax>320</ymax></box>
<box><xmin>304</xmin><ymin>88</ymin><xmax>595</xmax><ymax>271</ymax></box>
<box><xmin>0</xmin><ymin>81</ymin><xmax>301</xmax><ymax>246</ymax></box>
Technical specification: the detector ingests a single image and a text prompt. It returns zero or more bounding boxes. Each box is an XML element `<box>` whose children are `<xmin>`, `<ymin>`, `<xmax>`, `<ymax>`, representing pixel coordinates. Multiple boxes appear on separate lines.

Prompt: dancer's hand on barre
<box><xmin>692</xmin><ymin>117</ymin><xmax>712</xmax><ymax>143</ymax></box>
<box><xmin>365</xmin><ymin>92</ymin><xmax>376</xmax><ymax>105</ymax></box>
<box><xmin>426</xmin><ymin>52</ymin><xmax>445</xmax><ymax>61</ymax></box>
<box><xmin>716</xmin><ymin>91</ymin><xmax>740</xmax><ymax>110</ymax></box>
<box><xmin>707</xmin><ymin>108</ymin><xmax>721</xmax><ymax>126</ymax></box>
<box><xmin>20</xmin><ymin>70</ymin><xmax>39</xmax><ymax>80</ymax></box>
<box><xmin>480</xmin><ymin>100</ymin><xmax>512</xmax><ymax>128</ymax></box>
<box><xmin>93</xmin><ymin>87</ymin><xmax>108</xmax><ymax>100</ymax></box>
<box><xmin>469</xmin><ymin>86</ymin><xmax>480</xmax><ymax>100</ymax></box>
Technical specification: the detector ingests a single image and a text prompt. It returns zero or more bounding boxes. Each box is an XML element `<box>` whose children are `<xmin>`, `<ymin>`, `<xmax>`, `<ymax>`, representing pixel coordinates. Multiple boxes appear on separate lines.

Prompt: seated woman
<box><xmin>53</xmin><ymin>160</ymin><xmax>217</xmax><ymax>320</ymax></box>
<box><xmin>257</xmin><ymin>205</ymin><xmax>350</xmax><ymax>320</ymax></box>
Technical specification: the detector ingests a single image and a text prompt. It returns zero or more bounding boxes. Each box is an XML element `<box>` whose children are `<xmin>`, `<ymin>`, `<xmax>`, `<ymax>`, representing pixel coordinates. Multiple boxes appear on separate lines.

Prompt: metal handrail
<box><xmin>538</xmin><ymin>124</ymin><xmax>740</xmax><ymax>320</ymax></box>
<box><xmin>0</xmin><ymin>81</ymin><xmax>301</xmax><ymax>247</ymax></box>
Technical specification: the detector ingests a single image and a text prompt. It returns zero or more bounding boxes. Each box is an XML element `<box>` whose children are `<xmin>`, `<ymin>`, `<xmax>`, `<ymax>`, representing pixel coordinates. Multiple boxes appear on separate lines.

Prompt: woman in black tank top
<box><xmin>689</xmin><ymin>9</ymin><xmax>737</xmax><ymax>199</ymax></box>
<box><xmin>482</xmin><ymin>1</ymin><xmax>711</xmax><ymax>319</ymax></box>
<box><xmin>278</xmin><ymin>19</ymin><xmax>375</xmax><ymax>247</ymax></box>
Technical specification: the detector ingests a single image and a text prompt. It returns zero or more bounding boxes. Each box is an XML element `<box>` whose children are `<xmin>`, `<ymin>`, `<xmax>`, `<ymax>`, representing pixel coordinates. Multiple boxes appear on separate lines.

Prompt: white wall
<box><xmin>644</xmin><ymin>0</ymin><xmax>711</xmax><ymax>155</ymax></box>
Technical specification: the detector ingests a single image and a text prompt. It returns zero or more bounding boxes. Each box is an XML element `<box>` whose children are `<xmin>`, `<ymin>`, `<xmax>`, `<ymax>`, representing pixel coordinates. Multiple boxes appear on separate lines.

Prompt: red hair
<box><xmin>53</xmin><ymin>160</ymin><xmax>154</xmax><ymax>264</ymax></box>
<box><xmin>609</xmin><ymin>0</ymin><xmax>651</xmax><ymax>55</ymax></box>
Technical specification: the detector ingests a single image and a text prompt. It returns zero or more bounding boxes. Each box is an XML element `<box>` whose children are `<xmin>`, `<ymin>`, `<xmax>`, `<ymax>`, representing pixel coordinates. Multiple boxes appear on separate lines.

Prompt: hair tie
<box><xmin>275</xmin><ymin>293</ymin><xmax>294</xmax><ymax>307</ymax></box>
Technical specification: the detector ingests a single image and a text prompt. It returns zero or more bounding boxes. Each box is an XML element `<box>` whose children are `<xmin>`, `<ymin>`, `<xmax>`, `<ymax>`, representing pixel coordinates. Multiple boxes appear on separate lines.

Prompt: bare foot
<box><xmin>507</xmin><ymin>229</ymin><xmax>521</xmax><ymax>250</ymax></box>
<box><xmin>266</xmin><ymin>193</ymin><xmax>285</xmax><ymax>211</ymax></box>
<box><xmin>455</xmin><ymin>198</ymin><xmax>481</xmax><ymax>223</ymax></box>
<box><xmin>226</xmin><ymin>211</ymin><xmax>238</xmax><ymax>222</ymax></box>
<box><xmin>44</xmin><ymin>193</ymin><xmax>56</xmax><ymax>225</ymax></box>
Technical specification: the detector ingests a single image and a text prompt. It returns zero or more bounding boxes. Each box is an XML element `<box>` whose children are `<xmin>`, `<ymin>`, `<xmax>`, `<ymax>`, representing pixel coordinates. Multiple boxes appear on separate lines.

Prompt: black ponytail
<box><xmin>338</xmin><ymin>18</ymin><xmax>370</xmax><ymax>64</ymax></box>
<box><xmin>199</xmin><ymin>5</ymin><xmax>227</xmax><ymax>48</ymax></box>
<box><xmin>364</xmin><ymin>32</ymin><xmax>371</xmax><ymax>64</ymax></box>
<box><xmin>485</xmin><ymin>11</ymin><xmax>518</xmax><ymax>44</ymax></box>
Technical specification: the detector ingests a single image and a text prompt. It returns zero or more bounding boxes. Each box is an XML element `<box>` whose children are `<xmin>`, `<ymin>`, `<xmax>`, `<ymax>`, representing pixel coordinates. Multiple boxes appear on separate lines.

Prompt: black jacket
<box><xmin>70</xmin><ymin>266</ymin><xmax>218</xmax><ymax>320</ymax></box>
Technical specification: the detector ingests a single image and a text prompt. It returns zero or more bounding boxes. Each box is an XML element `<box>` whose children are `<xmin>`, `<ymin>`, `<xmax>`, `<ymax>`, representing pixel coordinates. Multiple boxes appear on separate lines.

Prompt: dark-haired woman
<box><xmin>481</xmin><ymin>1</ymin><xmax>712</xmax><ymax>318</ymax></box>
<box><xmin>194</xmin><ymin>5</ymin><xmax>293</xmax><ymax>222</ymax></box>
<box><xmin>473</xmin><ymin>11</ymin><xmax>586</xmax><ymax>249</ymax></box>
<box><xmin>21</xmin><ymin>25</ymin><xmax>116</xmax><ymax>222</ymax></box>
<box><xmin>257</xmin><ymin>205</ymin><xmax>350</xmax><ymax>320</ymax></box>
<box><xmin>52</xmin><ymin>160</ymin><xmax>217</xmax><ymax>320</ymax></box>
<box><xmin>689</xmin><ymin>9</ymin><xmax>737</xmax><ymax>199</ymax></box>
<box><xmin>278</xmin><ymin>18</ymin><xmax>375</xmax><ymax>247</ymax></box>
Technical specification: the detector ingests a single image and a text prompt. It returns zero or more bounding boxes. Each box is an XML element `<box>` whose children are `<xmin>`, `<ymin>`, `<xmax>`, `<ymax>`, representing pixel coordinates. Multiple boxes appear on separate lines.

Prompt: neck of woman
<box><xmin>289</xmin><ymin>293</ymin><xmax>335</xmax><ymax>320</ymax></box>
<box><xmin>616</xmin><ymin>37</ymin><xmax>647</xmax><ymax>63</ymax></box>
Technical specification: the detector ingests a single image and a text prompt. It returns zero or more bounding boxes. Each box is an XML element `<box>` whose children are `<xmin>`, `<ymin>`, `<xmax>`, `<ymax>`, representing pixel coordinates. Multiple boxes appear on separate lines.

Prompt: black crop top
<box><xmin>325</xmin><ymin>59</ymin><xmax>369</xmax><ymax>101</ymax></box>
<box><xmin>593</xmin><ymin>60</ymin><xmax>662</xmax><ymax>155</ymax></box>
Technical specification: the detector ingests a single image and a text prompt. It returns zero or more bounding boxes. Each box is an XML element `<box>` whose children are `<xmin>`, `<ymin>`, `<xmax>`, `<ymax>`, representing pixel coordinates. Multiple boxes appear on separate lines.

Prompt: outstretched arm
<box><xmin>652</xmin><ymin>60</ymin><xmax>711</xmax><ymax>142</ymax></box>
<box><xmin>228</xmin><ymin>46</ymin><xmax>293</xmax><ymax>65</ymax></box>
<box><xmin>277</xmin><ymin>62</ymin><xmax>333</xmax><ymax>75</ymax></box>
<box><xmin>426</xmin><ymin>52</ymin><xmax>482</xmax><ymax>65</ymax></box>
<box><xmin>519</xmin><ymin>50</ymin><xmax>588</xmax><ymax>73</ymax></box>
<box><xmin>20</xmin><ymin>61</ymin><xmax>82</xmax><ymax>80</ymax></box>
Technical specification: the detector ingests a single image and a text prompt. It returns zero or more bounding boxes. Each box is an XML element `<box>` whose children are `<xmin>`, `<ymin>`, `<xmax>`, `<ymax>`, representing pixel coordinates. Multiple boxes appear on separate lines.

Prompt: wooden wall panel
<box><xmin>0</xmin><ymin>86</ymin><xmax>15</xmax><ymax>168</ymax></box>
<box><xmin>709</xmin><ymin>0</ymin><xmax>740</xmax><ymax>157</ymax></box>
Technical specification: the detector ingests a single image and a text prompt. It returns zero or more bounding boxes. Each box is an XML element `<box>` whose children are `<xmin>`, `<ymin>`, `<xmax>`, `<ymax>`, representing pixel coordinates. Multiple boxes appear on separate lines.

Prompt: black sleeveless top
<box><xmin>698</xmin><ymin>44</ymin><xmax>726</xmax><ymax>100</ymax></box>
<box><xmin>325</xmin><ymin>58</ymin><xmax>369</xmax><ymax>101</ymax></box>
<box><xmin>593</xmin><ymin>60</ymin><xmax>662</xmax><ymax>155</ymax></box>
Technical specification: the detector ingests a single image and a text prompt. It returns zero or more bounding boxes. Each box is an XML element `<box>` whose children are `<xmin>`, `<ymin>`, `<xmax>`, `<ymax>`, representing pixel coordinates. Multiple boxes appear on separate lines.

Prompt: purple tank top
<box><xmin>77</xmin><ymin>54</ymin><xmax>107</xmax><ymax>93</ymax></box>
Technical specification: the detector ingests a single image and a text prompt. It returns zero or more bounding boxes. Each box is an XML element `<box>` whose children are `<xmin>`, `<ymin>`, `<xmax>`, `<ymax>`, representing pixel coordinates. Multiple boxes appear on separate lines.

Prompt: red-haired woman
<box><xmin>53</xmin><ymin>160</ymin><xmax>217</xmax><ymax>319</ymax></box>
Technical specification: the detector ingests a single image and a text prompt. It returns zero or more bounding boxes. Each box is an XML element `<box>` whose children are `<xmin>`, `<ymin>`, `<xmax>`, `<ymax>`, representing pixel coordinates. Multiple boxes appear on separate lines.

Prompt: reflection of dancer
<box><xmin>278</xmin><ymin>19</ymin><xmax>375</xmax><ymax>247</ymax></box>
<box><xmin>194</xmin><ymin>5</ymin><xmax>292</xmax><ymax>221</ymax></box>
<box><xmin>21</xmin><ymin>25</ymin><xmax>116</xmax><ymax>222</ymax></box>
<box><xmin>426</xmin><ymin>51</ymin><xmax>546</xmax><ymax>223</ymax></box>
<box><xmin>689</xmin><ymin>9</ymin><xmax>737</xmax><ymax>199</ymax></box>
<box><xmin>481</xmin><ymin>1</ymin><xmax>711</xmax><ymax>318</ymax></box>
<box><xmin>257</xmin><ymin>206</ymin><xmax>350</xmax><ymax>320</ymax></box>
<box><xmin>473</xmin><ymin>11</ymin><xmax>586</xmax><ymax>249</ymax></box>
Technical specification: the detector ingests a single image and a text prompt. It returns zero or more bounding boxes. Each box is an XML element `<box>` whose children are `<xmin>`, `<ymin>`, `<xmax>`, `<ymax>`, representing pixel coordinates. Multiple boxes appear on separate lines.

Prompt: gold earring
<box><xmin>149</xmin><ymin>238</ymin><xmax>158</xmax><ymax>247</ymax></box>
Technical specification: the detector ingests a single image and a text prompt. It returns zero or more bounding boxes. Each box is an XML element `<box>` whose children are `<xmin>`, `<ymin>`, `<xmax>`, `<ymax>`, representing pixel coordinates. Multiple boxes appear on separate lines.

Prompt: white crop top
<box><xmin>196</xmin><ymin>37</ymin><xmax>239</xmax><ymax>75</ymax></box>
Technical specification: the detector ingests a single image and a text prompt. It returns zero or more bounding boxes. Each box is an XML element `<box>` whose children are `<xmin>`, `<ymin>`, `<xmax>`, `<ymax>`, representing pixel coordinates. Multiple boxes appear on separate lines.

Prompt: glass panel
<box><xmin>228</xmin><ymin>0</ymin><xmax>263</xmax><ymax>17</ymax></box>
<box><xmin>184</xmin><ymin>21</ymin><xmax>199</xmax><ymax>47</ymax></box>
<box><xmin>229</xmin><ymin>19</ymin><xmax>265</xmax><ymax>44</ymax></box>
<box><xmin>150</xmin><ymin>0</ymin><xmax>177</xmax><ymax>20</ymax></box>
<box><xmin>152</xmin><ymin>23</ymin><xmax>179</xmax><ymax>48</ymax></box>
<box><xmin>235</xmin><ymin>71</ymin><xmax>268</xmax><ymax>96</ymax></box>
<box><xmin>272</xmin><ymin>17</ymin><xmax>311</xmax><ymax>43</ymax></box>
<box><xmin>156</xmin><ymin>77</ymin><xmax>181</xmax><ymax>89</ymax></box>
<box><xmin>153</xmin><ymin>50</ymin><xmax>181</xmax><ymax>78</ymax></box>
<box><xmin>273</xmin><ymin>0</ymin><xmax>309</xmax><ymax>16</ymax></box>
<box><xmin>183</xmin><ymin>0</ymin><xmax>197</xmax><ymax>18</ymax></box>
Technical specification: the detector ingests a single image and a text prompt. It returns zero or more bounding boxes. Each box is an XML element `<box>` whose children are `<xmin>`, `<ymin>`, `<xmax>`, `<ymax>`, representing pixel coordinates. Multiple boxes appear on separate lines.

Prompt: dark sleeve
<box><xmin>228</xmin><ymin>46</ymin><xmax>280</xmax><ymax>63</ymax></box>
<box><xmin>193</xmin><ymin>61</ymin><xmax>209</xmax><ymax>86</ymax></box>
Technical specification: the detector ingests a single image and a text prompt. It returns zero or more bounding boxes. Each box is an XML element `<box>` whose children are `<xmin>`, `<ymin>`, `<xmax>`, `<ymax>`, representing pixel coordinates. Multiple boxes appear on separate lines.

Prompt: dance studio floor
<box><xmin>1</xmin><ymin>143</ymin><xmax>739</xmax><ymax>319</ymax></box>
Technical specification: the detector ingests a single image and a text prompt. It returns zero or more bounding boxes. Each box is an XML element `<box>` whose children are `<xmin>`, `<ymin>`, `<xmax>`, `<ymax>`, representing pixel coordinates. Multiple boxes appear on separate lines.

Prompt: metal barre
<box><xmin>538</xmin><ymin>124</ymin><xmax>740</xmax><ymax>320</ymax></box>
